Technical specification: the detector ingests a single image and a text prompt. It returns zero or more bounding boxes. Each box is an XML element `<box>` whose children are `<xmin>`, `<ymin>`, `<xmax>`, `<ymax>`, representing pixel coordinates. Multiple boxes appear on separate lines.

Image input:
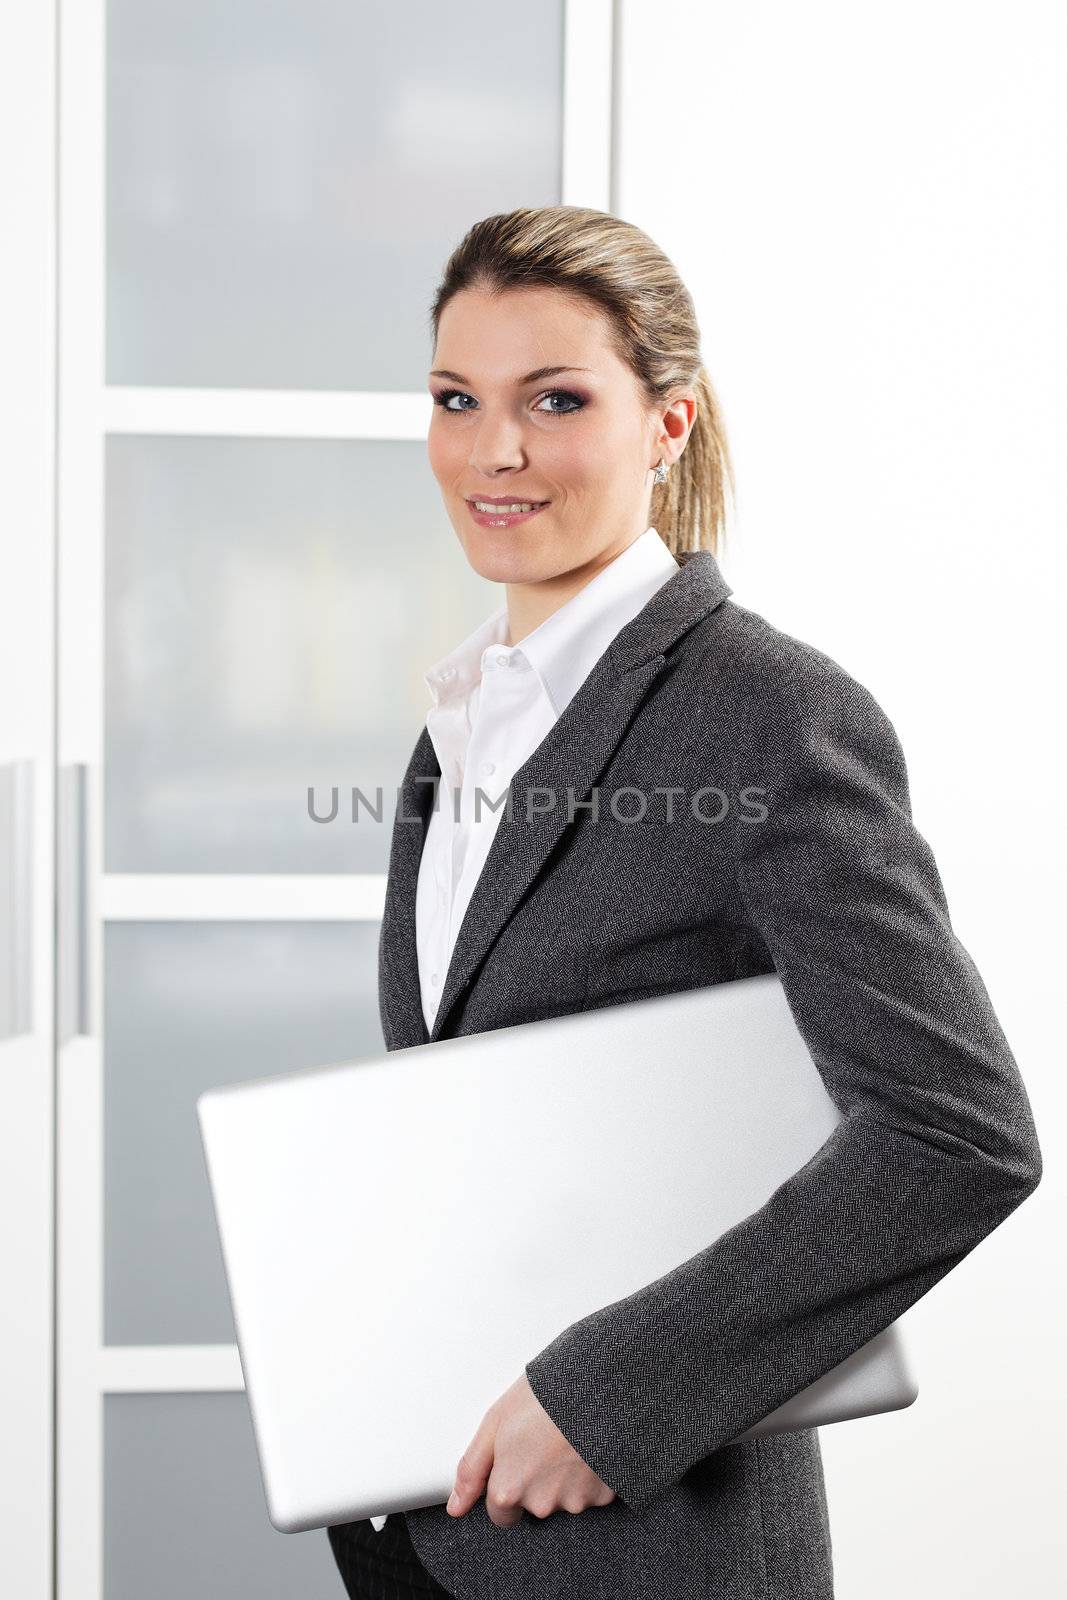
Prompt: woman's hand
<box><xmin>446</xmin><ymin>1372</ymin><xmax>617</xmax><ymax>1528</ymax></box>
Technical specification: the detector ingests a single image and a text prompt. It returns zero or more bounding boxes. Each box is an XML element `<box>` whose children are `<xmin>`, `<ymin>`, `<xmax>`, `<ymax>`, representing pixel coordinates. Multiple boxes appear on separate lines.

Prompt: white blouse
<box><xmin>415</xmin><ymin>525</ymin><xmax>680</xmax><ymax>1037</ymax></box>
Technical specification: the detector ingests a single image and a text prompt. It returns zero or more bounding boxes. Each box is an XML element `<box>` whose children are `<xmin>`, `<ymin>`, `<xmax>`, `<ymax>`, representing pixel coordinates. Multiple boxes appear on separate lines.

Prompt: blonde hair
<box><xmin>429</xmin><ymin>205</ymin><xmax>735</xmax><ymax>557</ymax></box>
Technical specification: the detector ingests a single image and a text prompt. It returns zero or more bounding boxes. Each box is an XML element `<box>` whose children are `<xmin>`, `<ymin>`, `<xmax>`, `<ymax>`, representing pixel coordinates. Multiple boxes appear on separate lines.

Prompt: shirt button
<box><xmin>480</xmin><ymin>760</ymin><xmax>496</xmax><ymax>776</ymax></box>
<box><xmin>430</xmin><ymin>970</ymin><xmax>439</xmax><ymax>987</ymax></box>
<box><xmin>496</xmin><ymin>653</ymin><xmax>509</xmax><ymax>666</ymax></box>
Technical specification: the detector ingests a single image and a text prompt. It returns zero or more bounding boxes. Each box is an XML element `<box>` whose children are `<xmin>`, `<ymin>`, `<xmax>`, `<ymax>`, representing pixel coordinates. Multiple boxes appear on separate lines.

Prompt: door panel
<box><xmin>106</xmin><ymin>0</ymin><xmax>565</xmax><ymax>390</ymax></box>
<box><xmin>104</xmin><ymin>433</ymin><xmax>493</xmax><ymax>873</ymax></box>
<box><xmin>103</xmin><ymin>1394</ymin><xmax>343</xmax><ymax>1599</ymax></box>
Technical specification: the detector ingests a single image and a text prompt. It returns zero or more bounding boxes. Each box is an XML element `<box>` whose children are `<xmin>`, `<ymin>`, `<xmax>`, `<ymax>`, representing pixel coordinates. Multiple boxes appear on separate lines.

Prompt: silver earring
<box><xmin>653</xmin><ymin>460</ymin><xmax>669</xmax><ymax>484</ymax></box>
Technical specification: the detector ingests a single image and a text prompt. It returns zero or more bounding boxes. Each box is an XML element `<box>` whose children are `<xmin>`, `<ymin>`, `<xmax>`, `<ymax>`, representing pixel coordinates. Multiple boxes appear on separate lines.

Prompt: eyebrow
<box><xmin>429</xmin><ymin>365</ymin><xmax>593</xmax><ymax>386</ymax></box>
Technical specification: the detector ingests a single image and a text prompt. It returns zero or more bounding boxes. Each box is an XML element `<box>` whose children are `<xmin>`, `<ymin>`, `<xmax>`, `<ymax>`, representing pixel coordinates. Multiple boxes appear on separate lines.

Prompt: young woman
<box><xmin>327</xmin><ymin>206</ymin><xmax>1042</xmax><ymax>1600</ymax></box>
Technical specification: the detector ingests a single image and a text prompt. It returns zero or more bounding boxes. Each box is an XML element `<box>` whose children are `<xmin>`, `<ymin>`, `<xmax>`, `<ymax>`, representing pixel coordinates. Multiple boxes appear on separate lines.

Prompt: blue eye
<box><xmin>433</xmin><ymin>389</ymin><xmax>476</xmax><ymax>412</ymax></box>
<box><xmin>431</xmin><ymin>388</ymin><xmax>586</xmax><ymax>415</ymax></box>
<box><xmin>535</xmin><ymin>389</ymin><xmax>585</xmax><ymax>414</ymax></box>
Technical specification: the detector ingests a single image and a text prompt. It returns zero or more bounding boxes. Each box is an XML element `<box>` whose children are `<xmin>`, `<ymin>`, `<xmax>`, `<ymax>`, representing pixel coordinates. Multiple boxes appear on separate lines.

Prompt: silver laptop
<box><xmin>196</xmin><ymin>972</ymin><xmax>917</xmax><ymax>1535</ymax></box>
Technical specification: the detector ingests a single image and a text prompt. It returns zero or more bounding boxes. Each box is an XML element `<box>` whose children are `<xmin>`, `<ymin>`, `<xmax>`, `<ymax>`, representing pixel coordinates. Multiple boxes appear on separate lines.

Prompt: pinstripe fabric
<box><xmin>328</xmin><ymin>548</ymin><xmax>1041</xmax><ymax>1600</ymax></box>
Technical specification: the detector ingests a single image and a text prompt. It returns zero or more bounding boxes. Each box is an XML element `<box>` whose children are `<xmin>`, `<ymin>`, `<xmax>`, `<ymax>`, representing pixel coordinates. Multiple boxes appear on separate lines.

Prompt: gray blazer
<box><xmin>371</xmin><ymin>548</ymin><xmax>1042</xmax><ymax>1600</ymax></box>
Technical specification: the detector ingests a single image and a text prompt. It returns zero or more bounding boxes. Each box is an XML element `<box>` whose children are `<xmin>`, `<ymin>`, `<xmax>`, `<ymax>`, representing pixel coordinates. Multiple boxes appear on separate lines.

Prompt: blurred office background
<box><xmin>1</xmin><ymin>2</ymin><xmax>1063</xmax><ymax>1596</ymax></box>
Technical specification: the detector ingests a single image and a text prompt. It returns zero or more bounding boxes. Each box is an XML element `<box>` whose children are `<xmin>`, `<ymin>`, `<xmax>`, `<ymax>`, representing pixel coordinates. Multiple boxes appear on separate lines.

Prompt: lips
<box><xmin>465</xmin><ymin>498</ymin><xmax>551</xmax><ymax>529</ymax></box>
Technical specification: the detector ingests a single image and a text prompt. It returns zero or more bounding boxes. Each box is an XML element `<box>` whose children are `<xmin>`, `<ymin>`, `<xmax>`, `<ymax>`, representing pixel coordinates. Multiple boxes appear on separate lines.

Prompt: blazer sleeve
<box><xmin>523</xmin><ymin>648</ymin><xmax>1043</xmax><ymax>1515</ymax></box>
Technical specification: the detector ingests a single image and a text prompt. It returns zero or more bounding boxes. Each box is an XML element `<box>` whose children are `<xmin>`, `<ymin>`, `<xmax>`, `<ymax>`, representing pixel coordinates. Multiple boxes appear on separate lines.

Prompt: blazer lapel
<box><xmin>378</xmin><ymin>548</ymin><xmax>733</xmax><ymax>1050</ymax></box>
<box><xmin>378</xmin><ymin>721</ymin><xmax>439</xmax><ymax>1049</ymax></box>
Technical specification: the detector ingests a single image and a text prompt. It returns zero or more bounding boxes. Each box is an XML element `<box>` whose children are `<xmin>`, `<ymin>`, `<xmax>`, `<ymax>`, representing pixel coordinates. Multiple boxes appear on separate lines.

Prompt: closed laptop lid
<box><xmin>197</xmin><ymin>972</ymin><xmax>917</xmax><ymax>1533</ymax></box>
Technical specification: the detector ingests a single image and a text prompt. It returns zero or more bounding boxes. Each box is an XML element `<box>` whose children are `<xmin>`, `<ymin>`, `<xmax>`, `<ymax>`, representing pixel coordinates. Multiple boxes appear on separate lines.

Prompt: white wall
<box><xmin>0</xmin><ymin>3</ymin><xmax>56</xmax><ymax>1598</ymax></box>
<box><xmin>618</xmin><ymin>2</ymin><xmax>1066</xmax><ymax>1593</ymax></box>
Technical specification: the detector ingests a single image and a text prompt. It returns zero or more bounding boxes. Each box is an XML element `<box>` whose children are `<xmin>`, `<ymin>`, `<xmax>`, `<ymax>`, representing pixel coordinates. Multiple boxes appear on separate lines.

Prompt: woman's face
<box><xmin>428</xmin><ymin>284</ymin><xmax>693</xmax><ymax>587</ymax></box>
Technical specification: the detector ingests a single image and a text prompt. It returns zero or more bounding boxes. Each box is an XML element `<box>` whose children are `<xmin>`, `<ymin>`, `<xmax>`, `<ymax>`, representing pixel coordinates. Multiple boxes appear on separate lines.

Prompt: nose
<box><xmin>468</xmin><ymin>412</ymin><xmax>527</xmax><ymax>478</ymax></box>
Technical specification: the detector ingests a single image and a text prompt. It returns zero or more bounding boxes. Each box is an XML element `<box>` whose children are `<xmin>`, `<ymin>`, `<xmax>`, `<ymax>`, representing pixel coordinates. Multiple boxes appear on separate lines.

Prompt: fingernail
<box><xmin>447</xmin><ymin>1491</ymin><xmax>459</xmax><ymax>1512</ymax></box>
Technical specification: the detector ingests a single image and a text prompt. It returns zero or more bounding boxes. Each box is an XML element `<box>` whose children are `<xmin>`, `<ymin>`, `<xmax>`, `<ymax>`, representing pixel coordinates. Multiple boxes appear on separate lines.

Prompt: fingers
<box><xmin>446</xmin><ymin>1384</ymin><xmax>619</xmax><ymax>1526</ymax></box>
<box><xmin>483</xmin><ymin>1466</ymin><xmax>615</xmax><ymax>1526</ymax></box>
<box><xmin>447</xmin><ymin>1416</ymin><xmax>496</xmax><ymax>1517</ymax></box>
<box><xmin>485</xmin><ymin>1467</ymin><xmax>527</xmax><ymax>1528</ymax></box>
<box><xmin>447</xmin><ymin>1451</ymin><xmax>490</xmax><ymax>1517</ymax></box>
<box><xmin>482</xmin><ymin>1478</ymin><xmax>610</xmax><ymax>1524</ymax></box>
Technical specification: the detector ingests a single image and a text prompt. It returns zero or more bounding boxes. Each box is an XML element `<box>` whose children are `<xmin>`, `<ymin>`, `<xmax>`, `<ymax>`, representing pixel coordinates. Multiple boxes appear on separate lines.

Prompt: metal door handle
<box><xmin>58</xmin><ymin>761</ymin><xmax>90</xmax><ymax>1041</ymax></box>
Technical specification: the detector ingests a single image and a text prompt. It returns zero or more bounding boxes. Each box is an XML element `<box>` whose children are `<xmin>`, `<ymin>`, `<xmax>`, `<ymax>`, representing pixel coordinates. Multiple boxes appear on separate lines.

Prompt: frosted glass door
<box><xmin>107</xmin><ymin>0</ymin><xmax>565</xmax><ymax>390</ymax></box>
<box><xmin>57</xmin><ymin>1</ymin><xmax>603</xmax><ymax>1596</ymax></box>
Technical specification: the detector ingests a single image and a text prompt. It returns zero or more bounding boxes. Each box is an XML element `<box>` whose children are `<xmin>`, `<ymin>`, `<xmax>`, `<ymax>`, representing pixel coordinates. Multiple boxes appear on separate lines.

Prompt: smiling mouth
<box><xmin>467</xmin><ymin>498</ymin><xmax>550</xmax><ymax>513</ymax></box>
